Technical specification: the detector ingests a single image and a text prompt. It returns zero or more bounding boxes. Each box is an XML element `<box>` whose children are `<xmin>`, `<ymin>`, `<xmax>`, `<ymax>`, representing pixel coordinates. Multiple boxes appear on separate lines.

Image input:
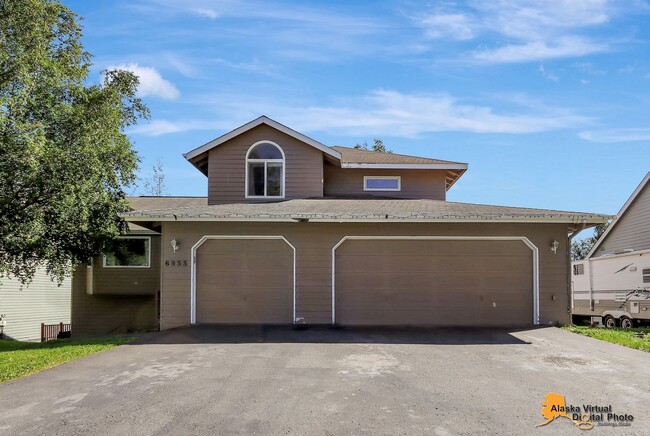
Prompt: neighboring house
<box><xmin>572</xmin><ymin>172</ymin><xmax>650</xmax><ymax>327</ymax></box>
<box><xmin>72</xmin><ymin>116</ymin><xmax>609</xmax><ymax>335</ymax></box>
<box><xmin>0</xmin><ymin>270</ymin><xmax>70</xmax><ymax>341</ymax></box>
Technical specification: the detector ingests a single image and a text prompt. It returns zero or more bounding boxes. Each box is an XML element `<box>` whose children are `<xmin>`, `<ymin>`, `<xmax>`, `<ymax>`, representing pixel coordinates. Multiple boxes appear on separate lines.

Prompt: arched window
<box><xmin>246</xmin><ymin>141</ymin><xmax>285</xmax><ymax>197</ymax></box>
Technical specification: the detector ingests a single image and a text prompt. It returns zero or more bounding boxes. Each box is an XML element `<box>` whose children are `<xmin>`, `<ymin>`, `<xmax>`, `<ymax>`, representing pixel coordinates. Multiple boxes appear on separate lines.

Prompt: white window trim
<box><xmin>363</xmin><ymin>175</ymin><xmax>401</xmax><ymax>192</ymax></box>
<box><xmin>102</xmin><ymin>236</ymin><xmax>152</xmax><ymax>269</ymax></box>
<box><xmin>245</xmin><ymin>140</ymin><xmax>286</xmax><ymax>199</ymax></box>
<box><xmin>331</xmin><ymin>236</ymin><xmax>540</xmax><ymax>326</ymax></box>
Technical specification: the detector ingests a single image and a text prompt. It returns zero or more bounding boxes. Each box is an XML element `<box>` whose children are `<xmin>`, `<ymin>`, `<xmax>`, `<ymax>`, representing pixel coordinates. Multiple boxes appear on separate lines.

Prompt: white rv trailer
<box><xmin>572</xmin><ymin>172</ymin><xmax>650</xmax><ymax>327</ymax></box>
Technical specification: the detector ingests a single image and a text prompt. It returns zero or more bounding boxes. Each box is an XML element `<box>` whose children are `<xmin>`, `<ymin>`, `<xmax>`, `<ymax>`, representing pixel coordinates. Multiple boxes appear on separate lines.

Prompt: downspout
<box><xmin>567</xmin><ymin>219</ymin><xmax>588</xmax><ymax>324</ymax></box>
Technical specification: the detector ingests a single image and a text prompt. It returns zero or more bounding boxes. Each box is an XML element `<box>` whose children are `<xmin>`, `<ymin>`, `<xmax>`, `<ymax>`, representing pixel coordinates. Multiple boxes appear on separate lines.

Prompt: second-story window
<box><xmin>246</xmin><ymin>141</ymin><xmax>285</xmax><ymax>198</ymax></box>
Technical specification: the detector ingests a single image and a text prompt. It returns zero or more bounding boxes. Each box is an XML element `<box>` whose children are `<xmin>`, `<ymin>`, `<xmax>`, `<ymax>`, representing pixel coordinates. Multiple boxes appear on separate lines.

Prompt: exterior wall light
<box><xmin>550</xmin><ymin>240</ymin><xmax>560</xmax><ymax>254</ymax></box>
<box><xmin>171</xmin><ymin>238</ymin><xmax>180</xmax><ymax>253</ymax></box>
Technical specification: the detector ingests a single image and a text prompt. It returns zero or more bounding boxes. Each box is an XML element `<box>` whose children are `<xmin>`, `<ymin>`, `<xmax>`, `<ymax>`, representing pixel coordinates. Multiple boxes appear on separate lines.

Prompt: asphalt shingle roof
<box><xmin>122</xmin><ymin>198</ymin><xmax>610</xmax><ymax>224</ymax></box>
<box><xmin>331</xmin><ymin>146</ymin><xmax>465</xmax><ymax>166</ymax></box>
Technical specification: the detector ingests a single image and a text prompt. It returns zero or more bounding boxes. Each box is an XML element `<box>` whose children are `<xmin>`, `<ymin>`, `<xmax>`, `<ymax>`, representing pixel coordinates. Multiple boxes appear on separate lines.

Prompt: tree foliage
<box><xmin>0</xmin><ymin>0</ymin><xmax>149</xmax><ymax>283</ymax></box>
<box><xmin>354</xmin><ymin>138</ymin><xmax>392</xmax><ymax>153</ymax></box>
<box><xmin>571</xmin><ymin>223</ymin><xmax>608</xmax><ymax>261</ymax></box>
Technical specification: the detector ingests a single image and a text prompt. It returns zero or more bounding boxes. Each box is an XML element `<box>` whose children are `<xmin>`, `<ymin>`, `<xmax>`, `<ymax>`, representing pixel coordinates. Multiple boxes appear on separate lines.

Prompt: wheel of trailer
<box><xmin>620</xmin><ymin>317</ymin><xmax>633</xmax><ymax>329</ymax></box>
<box><xmin>603</xmin><ymin>315</ymin><xmax>618</xmax><ymax>328</ymax></box>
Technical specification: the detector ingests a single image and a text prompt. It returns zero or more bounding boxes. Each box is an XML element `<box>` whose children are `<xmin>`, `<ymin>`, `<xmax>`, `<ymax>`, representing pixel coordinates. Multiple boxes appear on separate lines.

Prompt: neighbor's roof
<box><xmin>586</xmin><ymin>171</ymin><xmax>650</xmax><ymax>258</ymax></box>
<box><xmin>121</xmin><ymin>198</ymin><xmax>611</xmax><ymax>225</ymax></box>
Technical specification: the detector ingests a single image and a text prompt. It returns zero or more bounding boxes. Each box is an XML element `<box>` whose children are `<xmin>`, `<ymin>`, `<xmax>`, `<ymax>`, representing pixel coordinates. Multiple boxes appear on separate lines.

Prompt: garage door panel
<box><xmin>196</xmin><ymin>239</ymin><xmax>293</xmax><ymax>324</ymax></box>
<box><xmin>337</xmin><ymin>240</ymin><xmax>531</xmax><ymax>256</ymax></box>
<box><xmin>336</xmin><ymin>255</ymin><xmax>530</xmax><ymax>274</ymax></box>
<box><xmin>335</xmin><ymin>239</ymin><xmax>533</xmax><ymax>326</ymax></box>
<box><xmin>199</xmin><ymin>271</ymin><xmax>292</xmax><ymax>289</ymax></box>
<box><xmin>198</xmin><ymin>254</ymin><xmax>292</xmax><ymax>271</ymax></box>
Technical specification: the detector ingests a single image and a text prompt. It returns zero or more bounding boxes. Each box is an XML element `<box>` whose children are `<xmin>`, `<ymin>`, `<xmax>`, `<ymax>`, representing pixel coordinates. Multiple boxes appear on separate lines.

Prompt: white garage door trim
<box><xmin>190</xmin><ymin>235</ymin><xmax>296</xmax><ymax>325</ymax></box>
<box><xmin>331</xmin><ymin>236</ymin><xmax>540</xmax><ymax>325</ymax></box>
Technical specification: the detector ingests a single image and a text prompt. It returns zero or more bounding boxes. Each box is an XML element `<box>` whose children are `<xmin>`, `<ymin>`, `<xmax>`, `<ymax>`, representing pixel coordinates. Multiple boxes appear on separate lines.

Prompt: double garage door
<box><xmin>195</xmin><ymin>238</ymin><xmax>533</xmax><ymax>326</ymax></box>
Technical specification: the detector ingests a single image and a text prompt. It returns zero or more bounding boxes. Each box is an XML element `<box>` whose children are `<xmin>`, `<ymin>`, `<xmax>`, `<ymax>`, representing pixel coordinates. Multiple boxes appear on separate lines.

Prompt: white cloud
<box><xmin>579</xmin><ymin>128</ymin><xmax>650</xmax><ymax>143</ymax></box>
<box><xmin>417</xmin><ymin>13</ymin><xmax>475</xmax><ymax>40</ymax></box>
<box><xmin>472</xmin><ymin>37</ymin><xmax>606</xmax><ymax>63</ymax></box>
<box><xmin>129</xmin><ymin>119</ymin><xmax>213</xmax><ymax>136</ymax></box>
<box><xmin>108</xmin><ymin>63</ymin><xmax>180</xmax><ymax>100</ymax></box>
<box><xmin>414</xmin><ymin>0</ymin><xmax>616</xmax><ymax>63</ymax></box>
<box><xmin>137</xmin><ymin>90</ymin><xmax>589</xmax><ymax>137</ymax></box>
<box><xmin>190</xmin><ymin>7</ymin><xmax>219</xmax><ymax>19</ymax></box>
<box><xmin>538</xmin><ymin>65</ymin><xmax>559</xmax><ymax>81</ymax></box>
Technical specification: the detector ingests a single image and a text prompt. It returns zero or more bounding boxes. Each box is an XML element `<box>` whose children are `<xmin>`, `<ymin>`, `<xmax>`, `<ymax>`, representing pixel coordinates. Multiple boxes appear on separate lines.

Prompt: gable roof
<box><xmin>122</xmin><ymin>198</ymin><xmax>610</xmax><ymax>228</ymax></box>
<box><xmin>184</xmin><ymin>116</ymin><xmax>341</xmax><ymax>175</ymax></box>
<box><xmin>587</xmin><ymin>172</ymin><xmax>650</xmax><ymax>258</ymax></box>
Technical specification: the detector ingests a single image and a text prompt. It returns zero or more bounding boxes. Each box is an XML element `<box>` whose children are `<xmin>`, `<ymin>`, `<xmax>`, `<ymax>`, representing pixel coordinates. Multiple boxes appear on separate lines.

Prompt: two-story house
<box><xmin>71</xmin><ymin>116</ymin><xmax>609</xmax><ymax>335</ymax></box>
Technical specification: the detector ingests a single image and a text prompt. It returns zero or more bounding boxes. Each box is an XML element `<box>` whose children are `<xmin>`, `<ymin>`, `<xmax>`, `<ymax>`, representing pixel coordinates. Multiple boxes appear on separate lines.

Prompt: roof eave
<box><xmin>122</xmin><ymin>214</ymin><xmax>611</xmax><ymax>224</ymax></box>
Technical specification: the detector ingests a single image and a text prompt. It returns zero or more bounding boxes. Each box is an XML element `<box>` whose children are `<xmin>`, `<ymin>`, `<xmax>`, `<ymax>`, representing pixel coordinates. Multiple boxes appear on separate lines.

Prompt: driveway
<box><xmin>0</xmin><ymin>326</ymin><xmax>648</xmax><ymax>435</ymax></box>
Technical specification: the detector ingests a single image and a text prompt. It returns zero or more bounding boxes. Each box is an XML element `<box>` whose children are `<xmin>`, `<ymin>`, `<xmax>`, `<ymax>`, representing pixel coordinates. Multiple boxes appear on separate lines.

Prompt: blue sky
<box><xmin>65</xmin><ymin>0</ymin><xmax>650</xmax><ymax>226</ymax></box>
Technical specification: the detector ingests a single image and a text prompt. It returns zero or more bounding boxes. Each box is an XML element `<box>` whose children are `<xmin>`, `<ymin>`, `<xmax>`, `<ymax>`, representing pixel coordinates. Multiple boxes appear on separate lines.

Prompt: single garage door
<box><xmin>334</xmin><ymin>239</ymin><xmax>533</xmax><ymax>326</ymax></box>
<box><xmin>196</xmin><ymin>238</ymin><xmax>293</xmax><ymax>324</ymax></box>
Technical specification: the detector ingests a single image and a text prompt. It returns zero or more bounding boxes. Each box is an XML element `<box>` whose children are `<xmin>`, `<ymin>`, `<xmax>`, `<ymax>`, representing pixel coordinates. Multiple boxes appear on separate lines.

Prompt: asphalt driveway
<box><xmin>0</xmin><ymin>326</ymin><xmax>648</xmax><ymax>435</ymax></box>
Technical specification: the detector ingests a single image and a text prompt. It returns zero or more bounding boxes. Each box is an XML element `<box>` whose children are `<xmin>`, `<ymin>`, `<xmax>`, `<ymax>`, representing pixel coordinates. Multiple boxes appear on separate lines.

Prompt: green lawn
<box><xmin>0</xmin><ymin>337</ymin><xmax>135</xmax><ymax>383</ymax></box>
<box><xmin>562</xmin><ymin>326</ymin><xmax>650</xmax><ymax>352</ymax></box>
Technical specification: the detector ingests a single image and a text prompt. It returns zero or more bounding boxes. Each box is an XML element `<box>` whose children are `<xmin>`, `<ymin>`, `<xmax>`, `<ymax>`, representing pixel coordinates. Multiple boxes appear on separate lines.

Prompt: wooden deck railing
<box><xmin>41</xmin><ymin>322</ymin><xmax>72</xmax><ymax>342</ymax></box>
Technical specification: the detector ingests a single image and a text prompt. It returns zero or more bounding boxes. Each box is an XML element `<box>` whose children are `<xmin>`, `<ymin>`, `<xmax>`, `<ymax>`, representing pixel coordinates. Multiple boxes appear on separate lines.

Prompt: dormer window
<box><xmin>246</xmin><ymin>141</ymin><xmax>285</xmax><ymax>198</ymax></box>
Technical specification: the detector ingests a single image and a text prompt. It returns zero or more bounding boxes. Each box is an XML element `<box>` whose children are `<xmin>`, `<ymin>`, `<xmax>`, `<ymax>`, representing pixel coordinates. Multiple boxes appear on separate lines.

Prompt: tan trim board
<box><xmin>190</xmin><ymin>235</ymin><xmax>297</xmax><ymax>324</ymax></box>
<box><xmin>330</xmin><ymin>235</ymin><xmax>540</xmax><ymax>325</ymax></box>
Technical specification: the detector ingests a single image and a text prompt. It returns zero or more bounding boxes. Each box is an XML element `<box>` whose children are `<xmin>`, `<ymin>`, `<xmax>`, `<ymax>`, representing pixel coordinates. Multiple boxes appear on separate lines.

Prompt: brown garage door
<box><xmin>335</xmin><ymin>239</ymin><xmax>533</xmax><ymax>326</ymax></box>
<box><xmin>196</xmin><ymin>238</ymin><xmax>293</xmax><ymax>324</ymax></box>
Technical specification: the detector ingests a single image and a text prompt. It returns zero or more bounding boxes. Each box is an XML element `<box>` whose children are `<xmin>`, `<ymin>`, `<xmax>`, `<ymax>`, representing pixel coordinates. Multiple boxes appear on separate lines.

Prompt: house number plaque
<box><xmin>164</xmin><ymin>260</ymin><xmax>188</xmax><ymax>267</ymax></box>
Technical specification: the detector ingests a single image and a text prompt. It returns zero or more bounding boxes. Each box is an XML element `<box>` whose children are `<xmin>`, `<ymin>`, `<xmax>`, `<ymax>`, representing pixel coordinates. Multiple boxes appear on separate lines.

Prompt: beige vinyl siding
<box><xmin>323</xmin><ymin>163</ymin><xmax>447</xmax><ymax>199</ymax></box>
<box><xmin>159</xmin><ymin>221</ymin><xmax>570</xmax><ymax>329</ymax></box>
<box><xmin>71</xmin><ymin>265</ymin><xmax>157</xmax><ymax>336</ymax></box>
<box><xmin>0</xmin><ymin>268</ymin><xmax>71</xmax><ymax>342</ymax></box>
<box><xmin>594</xmin><ymin>182</ymin><xmax>650</xmax><ymax>256</ymax></box>
<box><xmin>92</xmin><ymin>236</ymin><xmax>161</xmax><ymax>295</ymax></box>
<box><xmin>207</xmin><ymin>124</ymin><xmax>324</xmax><ymax>204</ymax></box>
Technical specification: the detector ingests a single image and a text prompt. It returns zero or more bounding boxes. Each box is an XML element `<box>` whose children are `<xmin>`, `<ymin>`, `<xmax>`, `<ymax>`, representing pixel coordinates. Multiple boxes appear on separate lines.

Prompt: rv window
<box><xmin>573</xmin><ymin>264</ymin><xmax>585</xmax><ymax>276</ymax></box>
<box><xmin>643</xmin><ymin>268</ymin><xmax>650</xmax><ymax>284</ymax></box>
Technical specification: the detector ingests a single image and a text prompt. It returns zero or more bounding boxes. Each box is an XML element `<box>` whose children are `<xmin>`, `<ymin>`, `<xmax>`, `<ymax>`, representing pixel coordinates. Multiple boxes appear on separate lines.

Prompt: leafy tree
<box><xmin>141</xmin><ymin>160</ymin><xmax>168</xmax><ymax>196</ymax></box>
<box><xmin>571</xmin><ymin>223</ymin><xmax>608</xmax><ymax>261</ymax></box>
<box><xmin>0</xmin><ymin>0</ymin><xmax>149</xmax><ymax>284</ymax></box>
<box><xmin>355</xmin><ymin>138</ymin><xmax>392</xmax><ymax>153</ymax></box>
